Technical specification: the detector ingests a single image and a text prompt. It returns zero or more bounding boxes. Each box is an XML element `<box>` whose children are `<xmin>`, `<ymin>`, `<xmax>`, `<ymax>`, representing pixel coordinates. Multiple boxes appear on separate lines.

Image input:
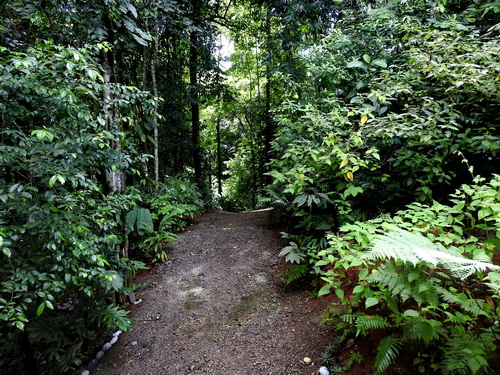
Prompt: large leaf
<box><xmin>346</xmin><ymin>60</ymin><xmax>366</xmax><ymax>69</ymax></box>
<box><xmin>126</xmin><ymin>208</ymin><xmax>154</xmax><ymax>235</ymax></box>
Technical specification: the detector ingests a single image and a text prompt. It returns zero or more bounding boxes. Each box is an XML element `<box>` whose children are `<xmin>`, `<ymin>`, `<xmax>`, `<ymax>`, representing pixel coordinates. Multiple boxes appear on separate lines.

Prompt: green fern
<box><xmin>374</xmin><ymin>335</ymin><xmax>403</xmax><ymax>374</ymax></box>
<box><xmin>364</xmin><ymin>227</ymin><xmax>500</xmax><ymax>280</ymax></box>
<box><xmin>437</xmin><ymin>333</ymin><xmax>496</xmax><ymax>375</ymax></box>
<box><xmin>484</xmin><ymin>272</ymin><xmax>500</xmax><ymax>298</ymax></box>
<box><xmin>366</xmin><ymin>263</ymin><xmax>413</xmax><ymax>302</ymax></box>
<box><xmin>341</xmin><ymin>314</ymin><xmax>392</xmax><ymax>337</ymax></box>
<box><xmin>401</xmin><ymin>316</ymin><xmax>443</xmax><ymax>345</ymax></box>
<box><xmin>356</xmin><ymin>315</ymin><xmax>392</xmax><ymax>336</ymax></box>
<box><xmin>276</xmin><ymin>264</ymin><xmax>309</xmax><ymax>284</ymax></box>
<box><xmin>435</xmin><ymin>286</ymin><xmax>488</xmax><ymax>317</ymax></box>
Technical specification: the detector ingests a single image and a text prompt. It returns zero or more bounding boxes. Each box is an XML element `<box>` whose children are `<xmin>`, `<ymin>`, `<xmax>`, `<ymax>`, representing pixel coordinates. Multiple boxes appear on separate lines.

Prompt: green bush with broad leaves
<box><xmin>128</xmin><ymin>176</ymin><xmax>205</xmax><ymax>263</ymax></box>
<box><xmin>269</xmin><ymin>1</ymin><xmax>499</xmax><ymax>289</ymax></box>
<box><xmin>318</xmin><ymin>175</ymin><xmax>500</xmax><ymax>374</ymax></box>
<box><xmin>0</xmin><ymin>43</ymin><xmax>156</xmax><ymax>374</ymax></box>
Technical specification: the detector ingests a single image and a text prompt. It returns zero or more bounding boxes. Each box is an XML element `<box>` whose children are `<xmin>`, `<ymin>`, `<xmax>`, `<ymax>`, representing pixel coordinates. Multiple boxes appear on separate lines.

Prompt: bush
<box><xmin>318</xmin><ymin>175</ymin><xmax>500</xmax><ymax>374</ymax></box>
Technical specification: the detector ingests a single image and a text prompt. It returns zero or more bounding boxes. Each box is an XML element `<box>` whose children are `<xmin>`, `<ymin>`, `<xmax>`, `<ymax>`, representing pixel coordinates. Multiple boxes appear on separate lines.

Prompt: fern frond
<box><xmin>401</xmin><ymin>316</ymin><xmax>443</xmax><ymax>345</ymax></box>
<box><xmin>364</xmin><ymin>227</ymin><xmax>500</xmax><ymax>280</ymax></box>
<box><xmin>374</xmin><ymin>335</ymin><xmax>403</xmax><ymax>374</ymax></box>
<box><xmin>355</xmin><ymin>315</ymin><xmax>392</xmax><ymax>336</ymax></box>
<box><xmin>277</xmin><ymin>264</ymin><xmax>308</xmax><ymax>284</ymax></box>
<box><xmin>438</xmin><ymin>333</ymin><xmax>495</xmax><ymax>375</ymax></box>
<box><xmin>435</xmin><ymin>286</ymin><xmax>487</xmax><ymax>317</ymax></box>
<box><xmin>484</xmin><ymin>281</ymin><xmax>500</xmax><ymax>298</ymax></box>
<box><xmin>340</xmin><ymin>314</ymin><xmax>392</xmax><ymax>337</ymax></box>
<box><xmin>366</xmin><ymin>263</ymin><xmax>413</xmax><ymax>302</ymax></box>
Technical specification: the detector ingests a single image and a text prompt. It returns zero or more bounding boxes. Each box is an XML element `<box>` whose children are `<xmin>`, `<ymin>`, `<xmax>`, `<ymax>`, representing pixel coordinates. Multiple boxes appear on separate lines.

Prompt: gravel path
<box><xmin>94</xmin><ymin>210</ymin><xmax>336</xmax><ymax>375</ymax></box>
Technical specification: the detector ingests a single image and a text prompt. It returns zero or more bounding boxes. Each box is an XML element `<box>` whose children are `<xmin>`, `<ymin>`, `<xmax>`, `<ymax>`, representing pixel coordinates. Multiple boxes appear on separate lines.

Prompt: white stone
<box><xmin>96</xmin><ymin>350</ymin><xmax>105</xmax><ymax>359</ymax></box>
<box><xmin>110</xmin><ymin>336</ymin><xmax>118</xmax><ymax>344</ymax></box>
<box><xmin>102</xmin><ymin>342</ymin><xmax>112</xmax><ymax>351</ymax></box>
<box><xmin>113</xmin><ymin>330</ymin><xmax>122</xmax><ymax>337</ymax></box>
<box><xmin>134</xmin><ymin>298</ymin><xmax>142</xmax><ymax>305</ymax></box>
<box><xmin>131</xmin><ymin>340</ymin><xmax>138</xmax><ymax>346</ymax></box>
<box><xmin>319</xmin><ymin>366</ymin><xmax>330</xmax><ymax>375</ymax></box>
<box><xmin>81</xmin><ymin>371</ymin><xmax>90</xmax><ymax>375</ymax></box>
<box><xmin>303</xmin><ymin>357</ymin><xmax>312</xmax><ymax>364</ymax></box>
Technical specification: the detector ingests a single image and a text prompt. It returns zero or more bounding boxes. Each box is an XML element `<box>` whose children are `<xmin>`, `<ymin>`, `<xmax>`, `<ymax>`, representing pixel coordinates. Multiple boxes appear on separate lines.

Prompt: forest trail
<box><xmin>95</xmin><ymin>210</ymin><xmax>336</xmax><ymax>375</ymax></box>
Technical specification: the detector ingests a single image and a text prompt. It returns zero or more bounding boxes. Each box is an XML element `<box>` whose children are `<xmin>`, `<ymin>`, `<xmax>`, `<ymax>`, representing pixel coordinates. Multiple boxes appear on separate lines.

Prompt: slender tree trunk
<box><xmin>190</xmin><ymin>34</ymin><xmax>202</xmax><ymax>183</ymax></box>
<box><xmin>141</xmin><ymin>46</ymin><xmax>151</xmax><ymax>183</ymax></box>
<box><xmin>264</xmin><ymin>10</ymin><xmax>273</xmax><ymax>185</ymax></box>
<box><xmin>151</xmin><ymin>20</ymin><xmax>160</xmax><ymax>189</ymax></box>
<box><xmin>216</xmin><ymin>115</ymin><xmax>222</xmax><ymax>195</ymax></box>
<box><xmin>102</xmin><ymin>50</ymin><xmax>125</xmax><ymax>193</ymax></box>
<box><xmin>190</xmin><ymin>1</ymin><xmax>202</xmax><ymax>184</ymax></box>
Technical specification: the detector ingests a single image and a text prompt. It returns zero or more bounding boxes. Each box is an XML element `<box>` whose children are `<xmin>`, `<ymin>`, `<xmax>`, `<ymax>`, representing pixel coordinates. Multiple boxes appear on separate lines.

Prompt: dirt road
<box><xmin>94</xmin><ymin>210</ymin><xmax>336</xmax><ymax>375</ymax></box>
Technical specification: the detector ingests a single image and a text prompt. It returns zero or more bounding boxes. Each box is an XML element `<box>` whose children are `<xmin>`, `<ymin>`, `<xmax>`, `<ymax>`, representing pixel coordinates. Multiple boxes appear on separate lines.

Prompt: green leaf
<box><xmin>417</xmin><ymin>321</ymin><xmax>434</xmax><ymax>345</ymax></box>
<box><xmin>344</xmin><ymin>185</ymin><xmax>363</xmax><ymax>198</ymax></box>
<box><xmin>31</xmin><ymin>129</ymin><xmax>54</xmax><ymax>142</ymax></box>
<box><xmin>365</xmin><ymin>297</ymin><xmax>379</xmax><ymax>309</ymax></box>
<box><xmin>347</xmin><ymin>60</ymin><xmax>366</xmax><ymax>69</ymax></box>
<box><xmin>335</xmin><ymin>288</ymin><xmax>345</xmax><ymax>300</ymax></box>
<box><xmin>359</xmin><ymin>268</ymin><xmax>369</xmax><ymax>280</ymax></box>
<box><xmin>126</xmin><ymin>208</ymin><xmax>153</xmax><ymax>235</ymax></box>
<box><xmin>318</xmin><ymin>284</ymin><xmax>331</xmax><ymax>296</ymax></box>
<box><xmin>128</xmin><ymin>3</ymin><xmax>138</xmax><ymax>18</ymax></box>
<box><xmin>315</xmin><ymin>221</ymin><xmax>332</xmax><ymax>230</ymax></box>
<box><xmin>467</xmin><ymin>358</ymin><xmax>481</xmax><ymax>374</ymax></box>
<box><xmin>363</xmin><ymin>54</ymin><xmax>371</xmax><ymax>64</ymax></box>
<box><xmin>403</xmin><ymin>309</ymin><xmax>419</xmax><ymax>317</ymax></box>
<box><xmin>408</xmin><ymin>272</ymin><xmax>420</xmax><ymax>283</ymax></box>
<box><xmin>48</xmin><ymin>174</ymin><xmax>65</xmax><ymax>188</ymax></box>
<box><xmin>132</xmin><ymin>33</ymin><xmax>148</xmax><ymax>46</ymax></box>
<box><xmin>36</xmin><ymin>303</ymin><xmax>45</xmax><ymax>316</ymax></box>
<box><xmin>350</xmin><ymin>258</ymin><xmax>363</xmax><ymax>267</ymax></box>
<box><xmin>372</xmin><ymin>59</ymin><xmax>387</xmax><ymax>68</ymax></box>
<box><xmin>353</xmin><ymin>285</ymin><xmax>365</xmax><ymax>294</ymax></box>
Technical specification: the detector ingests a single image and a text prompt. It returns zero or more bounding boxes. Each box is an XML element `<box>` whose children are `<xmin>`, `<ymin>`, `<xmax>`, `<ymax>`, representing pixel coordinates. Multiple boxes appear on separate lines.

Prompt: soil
<box><xmin>94</xmin><ymin>209</ymin><xmax>339</xmax><ymax>375</ymax></box>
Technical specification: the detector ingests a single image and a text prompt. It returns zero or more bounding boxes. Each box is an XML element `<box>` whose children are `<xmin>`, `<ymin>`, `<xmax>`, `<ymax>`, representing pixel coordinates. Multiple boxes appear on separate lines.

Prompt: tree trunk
<box><xmin>102</xmin><ymin>50</ymin><xmax>125</xmax><ymax>193</ymax></box>
<box><xmin>151</xmin><ymin>22</ymin><xmax>160</xmax><ymax>189</ymax></box>
<box><xmin>264</xmin><ymin>10</ymin><xmax>273</xmax><ymax>186</ymax></box>
<box><xmin>190</xmin><ymin>1</ymin><xmax>202</xmax><ymax>184</ymax></box>
<box><xmin>216</xmin><ymin>115</ymin><xmax>222</xmax><ymax>195</ymax></box>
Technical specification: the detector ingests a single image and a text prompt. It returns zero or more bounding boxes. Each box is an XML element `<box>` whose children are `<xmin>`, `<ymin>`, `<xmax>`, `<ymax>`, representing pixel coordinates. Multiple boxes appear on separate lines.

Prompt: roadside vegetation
<box><xmin>1</xmin><ymin>0</ymin><xmax>498</xmax><ymax>373</ymax></box>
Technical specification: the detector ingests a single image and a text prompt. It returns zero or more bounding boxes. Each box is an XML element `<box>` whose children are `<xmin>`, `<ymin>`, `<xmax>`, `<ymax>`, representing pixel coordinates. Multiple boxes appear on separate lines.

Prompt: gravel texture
<box><xmin>94</xmin><ymin>210</ymin><xmax>337</xmax><ymax>375</ymax></box>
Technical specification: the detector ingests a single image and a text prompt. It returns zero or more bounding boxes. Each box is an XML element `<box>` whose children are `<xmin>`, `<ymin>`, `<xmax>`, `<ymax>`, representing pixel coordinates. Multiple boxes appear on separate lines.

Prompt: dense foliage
<box><xmin>1</xmin><ymin>0</ymin><xmax>499</xmax><ymax>373</ymax></box>
<box><xmin>260</xmin><ymin>1</ymin><xmax>500</xmax><ymax>373</ymax></box>
<box><xmin>0</xmin><ymin>1</ymin><xmax>206</xmax><ymax>373</ymax></box>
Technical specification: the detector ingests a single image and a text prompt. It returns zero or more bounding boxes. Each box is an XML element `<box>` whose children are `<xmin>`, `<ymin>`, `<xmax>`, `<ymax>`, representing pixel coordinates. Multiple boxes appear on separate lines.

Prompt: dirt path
<box><xmin>95</xmin><ymin>210</ymin><xmax>336</xmax><ymax>375</ymax></box>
